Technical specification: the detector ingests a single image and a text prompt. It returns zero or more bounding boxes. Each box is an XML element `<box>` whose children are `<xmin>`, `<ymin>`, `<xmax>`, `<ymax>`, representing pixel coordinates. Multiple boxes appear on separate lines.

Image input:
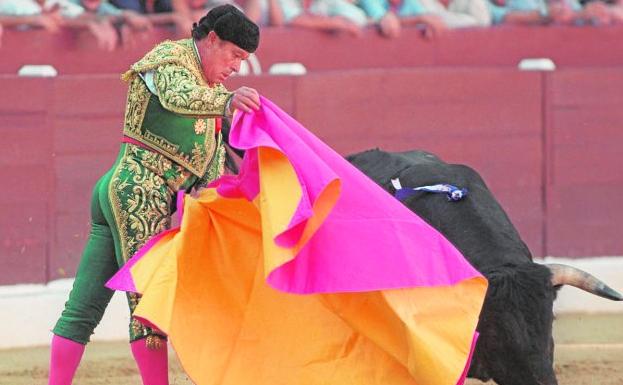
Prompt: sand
<box><xmin>2</xmin><ymin>313</ymin><xmax>622</xmax><ymax>385</ymax></box>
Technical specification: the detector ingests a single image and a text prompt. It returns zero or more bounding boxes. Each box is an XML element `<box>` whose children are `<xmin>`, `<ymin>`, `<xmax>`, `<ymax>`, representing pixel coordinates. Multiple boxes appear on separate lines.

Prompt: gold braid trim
<box><xmin>121</xmin><ymin>69</ymin><xmax>135</xmax><ymax>83</ymax></box>
<box><xmin>121</xmin><ymin>39</ymin><xmax>207</xmax><ymax>86</ymax></box>
<box><xmin>154</xmin><ymin>64</ymin><xmax>231</xmax><ymax>117</ymax></box>
<box><xmin>123</xmin><ymin>78</ymin><xmax>151</xmax><ymax>135</ymax></box>
<box><xmin>122</xmin><ymin>38</ymin><xmax>231</xmax><ymax>117</ymax></box>
<box><xmin>123</xmin><ymin>119</ymin><xmax>217</xmax><ymax>177</ymax></box>
<box><xmin>145</xmin><ymin>334</ymin><xmax>166</xmax><ymax>350</ymax></box>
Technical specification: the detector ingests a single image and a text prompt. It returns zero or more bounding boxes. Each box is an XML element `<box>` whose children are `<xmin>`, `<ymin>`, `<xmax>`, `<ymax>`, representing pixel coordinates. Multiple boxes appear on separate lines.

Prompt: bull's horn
<box><xmin>547</xmin><ymin>263</ymin><xmax>623</xmax><ymax>301</ymax></box>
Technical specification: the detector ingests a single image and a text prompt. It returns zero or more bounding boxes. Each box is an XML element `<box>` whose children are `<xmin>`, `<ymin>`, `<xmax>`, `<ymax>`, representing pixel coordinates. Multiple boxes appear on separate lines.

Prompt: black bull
<box><xmin>347</xmin><ymin>149</ymin><xmax>622</xmax><ymax>385</ymax></box>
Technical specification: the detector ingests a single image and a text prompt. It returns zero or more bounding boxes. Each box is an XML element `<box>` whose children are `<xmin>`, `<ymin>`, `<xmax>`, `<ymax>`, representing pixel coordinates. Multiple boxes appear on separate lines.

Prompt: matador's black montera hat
<box><xmin>192</xmin><ymin>4</ymin><xmax>260</xmax><ymax>53</ymax></box>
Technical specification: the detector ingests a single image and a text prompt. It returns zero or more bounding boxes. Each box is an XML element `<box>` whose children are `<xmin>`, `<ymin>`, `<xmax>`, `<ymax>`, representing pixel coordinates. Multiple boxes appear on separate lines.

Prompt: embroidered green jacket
<box><xmin>121</xmin><ymin>38</ymin><xmax>232</xmax><ymax>177</ymax></box>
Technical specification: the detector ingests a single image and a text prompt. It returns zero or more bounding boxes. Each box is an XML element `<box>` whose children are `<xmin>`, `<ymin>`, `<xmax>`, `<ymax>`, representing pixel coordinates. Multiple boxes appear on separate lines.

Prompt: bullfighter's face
<box><xmin>197</xmin><ymin>31</ymin><xmax>249</xmax><ymax>86</ymax></box>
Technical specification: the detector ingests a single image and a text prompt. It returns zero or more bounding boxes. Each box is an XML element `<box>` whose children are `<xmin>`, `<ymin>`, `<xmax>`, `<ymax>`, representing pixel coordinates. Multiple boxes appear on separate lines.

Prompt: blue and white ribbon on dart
<box><xmin>391</xmin><ymin>178</ymin><xmax>468</xmax><ymax>202</ymax></box>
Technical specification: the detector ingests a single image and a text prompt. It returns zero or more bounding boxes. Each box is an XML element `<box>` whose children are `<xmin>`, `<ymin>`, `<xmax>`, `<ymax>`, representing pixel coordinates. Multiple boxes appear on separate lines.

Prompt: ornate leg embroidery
<box><xmin>109</xmin><ymin>144</ymin><xmax>193</xmax><ymax>341</ymax></box>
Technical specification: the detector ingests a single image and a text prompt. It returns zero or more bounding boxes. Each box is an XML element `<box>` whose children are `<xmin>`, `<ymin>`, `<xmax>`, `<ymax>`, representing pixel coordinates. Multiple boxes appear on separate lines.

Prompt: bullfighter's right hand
<box><xmin>229</xmin><ymin>86</ymin><xmax>261</xmax><ymax>114</ymax></box>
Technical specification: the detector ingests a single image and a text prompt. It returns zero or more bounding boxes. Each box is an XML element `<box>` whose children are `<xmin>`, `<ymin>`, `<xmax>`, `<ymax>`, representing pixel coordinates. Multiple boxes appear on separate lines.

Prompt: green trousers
<box><xmin>53</xmin><ymin>143</ymin><xmax>200</xmax><ymax>344</ymax></box>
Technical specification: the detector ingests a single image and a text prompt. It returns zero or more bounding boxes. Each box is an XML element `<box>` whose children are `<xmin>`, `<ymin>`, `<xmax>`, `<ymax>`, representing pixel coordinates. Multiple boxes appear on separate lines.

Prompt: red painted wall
<box><xmin>2</xmin><ymin>26</ymin><xmax>623</xmax><ymax>75</ymax></box>
<box><xmin>0</xmin><ymin>68</ymin><xmax>622</xmax><ymax>285</ymax></box>
<box><xmin>545</xmin><ymin>70</ymin><xmax>623</xmax><ymax>256</ymax></box>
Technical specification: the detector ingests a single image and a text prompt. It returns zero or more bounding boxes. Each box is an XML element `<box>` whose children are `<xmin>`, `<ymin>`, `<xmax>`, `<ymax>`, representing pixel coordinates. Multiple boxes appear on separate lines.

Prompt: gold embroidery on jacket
<box><xmin>108</xmin><ymin>144</ymin><xmax>193</xmax><ymax>263</ymax></box>
<box><xmin>109</xmin><ymin>144</ymin><xmax>194</xmax><ymax>341</ymax></box>
<box><xmin>125</xmin><ymin>121</ymin><xmax>216</xmax><ymax>177</ymax></box>
<box><xmin>122</xmin><ymin>39</ymin><xmax>207</xmax><ymax>87</ymax></box>
<box><xmin>121</xmin><ymin>38</ymin><xmax>225</xmax><ymax>177</ymax></box>
<box><xmin>131</xmin><ymin>40</ymin><xmax>230</xmax><ymax>116</ymax></box>
<box><xmin>124</xmin><ymin>78</ymin><xmax>151</xmax><ymax>135</ymax></box>
<box><xmin>194</xmin><ymin>119</ymin><xmax>207</xmax><ymax>135</ymax></box>
<box><xmin>154</xmin><ymin>64</ymin><xmax>230</xmax><ymax>117</ymax></box>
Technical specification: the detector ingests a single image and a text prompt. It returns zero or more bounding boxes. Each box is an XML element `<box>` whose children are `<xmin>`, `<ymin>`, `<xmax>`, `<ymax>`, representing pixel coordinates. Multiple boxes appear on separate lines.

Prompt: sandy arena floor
<box><xmin>1</xmin><ymin>313</ymin><xmax>622</xmax><ymax>385</ymax></box>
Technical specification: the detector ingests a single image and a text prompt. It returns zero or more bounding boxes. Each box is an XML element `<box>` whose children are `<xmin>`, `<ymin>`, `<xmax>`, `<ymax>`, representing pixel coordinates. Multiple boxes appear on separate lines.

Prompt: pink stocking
<box><xmin>48</xmin><ymin>335</ymin><xmax>86</xmax><ymax>385</ymax></box>
<box><xmin>131</xmin><ymin>338</ymin><xmax>169</xmax><ymax>385</ymax></box>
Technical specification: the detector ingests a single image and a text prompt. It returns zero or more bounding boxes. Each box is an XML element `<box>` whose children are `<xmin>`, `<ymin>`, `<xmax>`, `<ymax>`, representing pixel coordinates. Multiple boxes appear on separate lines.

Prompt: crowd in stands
<box><xmin>0</xmin><ymin>0</ymin><xmax>622</xmax><ymax>49</ymax></box>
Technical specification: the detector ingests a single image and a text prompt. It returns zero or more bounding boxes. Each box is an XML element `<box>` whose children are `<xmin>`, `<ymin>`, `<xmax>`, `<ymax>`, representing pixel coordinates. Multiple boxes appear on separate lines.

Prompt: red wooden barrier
<box><xmin>287</xmin><ymin>69</ymin><xmax>545</xmax><ymax>258</ymax></box>
<box><xmin>0</xmin><ymin>68</ymin><xmax>622</xmax><ymax>285</ymax></box>
<box><xmin>2</xmin><ymin>26</ymin><xmax>623</xmax><ymax>75</ymax></box>
<box><xmin>545</xmin><ymin>69</ymin><xmax>623</xmax><ymax>257</ymax></box>
<box><xmin>0</xmin><ymin>77</ymin><xmax>55</xmax><ymax>283</ymax></box>
<box><xmin>49</xmin><ymin>76</ymin><xmax>126</xmax><ymax>278</ymax></box>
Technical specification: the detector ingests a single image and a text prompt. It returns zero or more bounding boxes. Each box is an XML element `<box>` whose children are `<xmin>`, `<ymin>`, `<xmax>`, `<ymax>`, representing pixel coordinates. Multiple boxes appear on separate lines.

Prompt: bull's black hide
<box><xmin>347</xmin><ymin>149</ymin><xmax>559</xmax><ymax>385</ymax></box>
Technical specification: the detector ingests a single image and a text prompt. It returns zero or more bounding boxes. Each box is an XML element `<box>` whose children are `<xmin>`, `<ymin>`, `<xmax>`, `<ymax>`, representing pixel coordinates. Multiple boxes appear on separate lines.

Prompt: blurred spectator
<box><xmin>110</xmin><ymin>0</ymin><xmax>169</xmax><ymax>12</ymax></box>
<box><xmin>487</xmin><ymin>0</ymin><xmax>582</xmax><ymax>25</ymax></box>
<box><xmin>0</xmin><ymin>0</ymin><xmax>84</xmax><ymax>17</ymax></box>
<box><xmin>187</xmin><ymin>0</ymin><xmax>239</xmax><ymax>11</ymax></box>
<box><xmin>73</xmin><ymin>0</ymin><xmax>127</xmax><ymax>16</ymax></box>
<box><xmin>0</xmin><ymin>0</ymin><xmax>63</xmax><ymax>31</ymax></box>
<box><xmin>579</xmin><ymin>0</ymin><xmax>623</xmax><ymax>23</ymax></box>
<box><xmin>54</xmin><ymin>0</ymin><xmax>119</xmax><ymax>51</ymax></box>
<box><xmin>187</xmin><ymin>0</ymin><xmax>291</xmax><ymax>30</ymax></box>
<box><xmin>358</xmin><ymin>0</ymin><xmax>448</xmax><ymax>38</ymax></box>
<box><xmin>66</xmin><ymin>0</ymin><xmax>152</xmax><ymax>49</ymax></box>
<box><xmin>0</xmin><ymin>0</ymin><xmax>48</xmax><ymax>15</ymax></box>
<box><xmin>419</xmin><ymin>0</ymin><xmax>491</xmax><ymax>27</ymax></box>
<box><xmin>72</xmin><ymin>0</ymin><xmax>152</xmax><ymax>31</ymax></box>
<box><xmin>581</xmin><ymin>0</ymin><xmax>612</xmax><ymax>22</ymax></box>
<box><xmin>278</xmin><ymin>0</ymin><xmax>368</xmax><ymax>36</ymax></box>
<box><xmin>245</xmin><ymin>0</ymin><xmax>284</xmax><ymax>24</ymax></box>
<box><xmin>613</xmin><ymin>0</ymin><xmax>623</xmax><ymax>21</ymax></box>
<box><xmin>0</xmin><ymin>0</ymin><xmax>146</xmax><ymax>50</ymax></box>
<box><xmin>184</xmin><ymin>0</ymin><xmax>243</xmax><ymax>20</ymax></box>
<box><xmin>110</xmin><ymin>0</ymin><xmax>194</xmax><ymax>34</ymax></box>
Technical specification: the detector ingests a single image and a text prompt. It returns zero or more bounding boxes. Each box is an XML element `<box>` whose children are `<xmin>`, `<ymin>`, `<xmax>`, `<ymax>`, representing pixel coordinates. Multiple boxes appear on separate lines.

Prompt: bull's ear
<box><xmin>546</xmin><ymin>264</ymin><xmax>623</xmax><ymax>301</ymax></box>
<box><xmin>480</xmin><ymin>263</ymin><xmax>552</xmax><ymax>300</ymax></box>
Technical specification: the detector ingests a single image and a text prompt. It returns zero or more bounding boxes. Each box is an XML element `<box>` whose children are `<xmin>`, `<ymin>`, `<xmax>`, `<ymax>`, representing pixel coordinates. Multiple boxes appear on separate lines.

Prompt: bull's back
<box><xmin>348</xmin><ymin>149</ymin><xmax>533</xmax><ymax>269</ymax></box>
<box><xmin>346</xmin><ymin>149</ymin><xmax>442</xmax><ymax>186</ymax></box>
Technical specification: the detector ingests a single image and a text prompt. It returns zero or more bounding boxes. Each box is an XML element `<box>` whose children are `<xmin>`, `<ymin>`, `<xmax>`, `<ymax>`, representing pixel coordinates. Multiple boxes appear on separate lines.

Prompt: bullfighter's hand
<box><xmin>230</xmin><ymin>87</ymin><xmax>261</xmax><ymax>114</ymax></box>
<box><xmin>548</xmin><ymin>2</ymin><xmax>576</xmax><ymax>24</ymax></box>
<box><xmin>124</xmin><ymin>11</ymin><xmax>153</xmax><ymax>32</ymax></box>
<box><xmin>582</xmin><ymin>1</ymin><xmax>612</xmax><ymax>25</ymax></box>
<box><xmin>379</xmin><ymin>12</ymin><xmax>401</xmax><ymax>38</ymax></box>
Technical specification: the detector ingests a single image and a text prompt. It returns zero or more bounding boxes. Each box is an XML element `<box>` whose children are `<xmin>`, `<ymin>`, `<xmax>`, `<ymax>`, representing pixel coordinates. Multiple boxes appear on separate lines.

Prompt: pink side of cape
<box><xmin>219</xmin><ymin>97</ymin><xmax>482</xmax><ymax>294</ymax></box>
<box><xmin>108</xmin><ymin>97</ymin><xmax>482</xmax><ymax>295</ymax></box>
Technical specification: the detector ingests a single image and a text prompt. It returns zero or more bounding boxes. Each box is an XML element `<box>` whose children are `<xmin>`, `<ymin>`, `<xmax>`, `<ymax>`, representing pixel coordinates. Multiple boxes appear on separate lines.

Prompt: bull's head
<box><xmin>468</xmin><ymin>263</ymin><xmax>621</xmax><ymax>385</ymax></box>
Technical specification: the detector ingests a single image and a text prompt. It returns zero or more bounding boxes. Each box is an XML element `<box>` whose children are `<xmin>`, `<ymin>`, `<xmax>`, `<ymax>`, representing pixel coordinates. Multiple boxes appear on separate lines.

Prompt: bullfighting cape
<box><xmin>107</xmin><ymin>97</ymin><xmax>488</xmax><ymax>385</ymax></box>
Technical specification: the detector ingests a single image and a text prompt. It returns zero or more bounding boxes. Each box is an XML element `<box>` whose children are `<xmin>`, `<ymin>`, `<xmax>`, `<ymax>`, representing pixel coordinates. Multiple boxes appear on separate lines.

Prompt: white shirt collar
<box><xmin>192</xmin><ymin>39</ymin><xmax>203</xmax><ymax>67</ymax></box>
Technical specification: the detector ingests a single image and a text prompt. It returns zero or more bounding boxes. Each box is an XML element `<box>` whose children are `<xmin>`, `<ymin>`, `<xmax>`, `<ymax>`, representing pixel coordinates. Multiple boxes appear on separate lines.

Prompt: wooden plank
<box><xmin>225</xmin><ymin>75</ymin><xmax>297</xmax><ymax>115</ymax></box>
<box><xmin>53</xmin><ymin>76</ymin><xmax>127</xmax><ymax>117</ymax></box>
<box><xmin>51</xmin><ymin>213</ymin><xmax>90</xmax><ymax>281</ymax></box>
<box><xmin>0</xmin><ymin>114</ymin><xmax>52</xmax><ymax>166</ymax></box>
<box><xmin>53</xmin><ymin>116</ymin><xmax>122</xmax><ymax>155</ymax></box>
<box><xmin>0</xmin><ymin>202</ymin><xmax>48</xmax><ymax>285</ymax></box>
<box><xmin>547</xmin><ymin>184</ymin><xmax>623</xmax><ymax>257</ymax></box>
<box><xmin>3</xmin><ymin>26</ymin><xmax>623</xmax><ymax>75</ymax></box>
<box><xmin>550</xmin><ymin>69</ymin><xmax>623</xmax><ymax>106</ymax></box>
<box><xmin>54</xmin><ymin>154</ymin><xmax>115</xmax><ymax>215</ymax></box>
<box><xmin>0</xmin><ymin>77</ymin><xmax>52</xmax><ymax>112</ymax></box>
<box><xmin>545</xmin><ymin>69</ymin><xmax>623</xmax><ymax>257</ymax></box>
<box><xmin>294</xmin><ymin>69</ymin><xmax>546</xmax><ymax>255</ymax></box>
